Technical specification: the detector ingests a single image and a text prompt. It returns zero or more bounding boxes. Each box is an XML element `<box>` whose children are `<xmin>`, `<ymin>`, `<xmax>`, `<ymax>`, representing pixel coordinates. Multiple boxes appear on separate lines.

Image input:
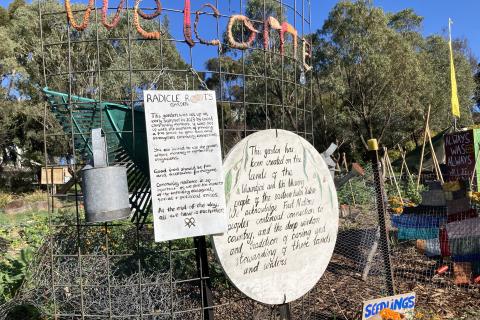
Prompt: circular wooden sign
<box><xmin>213</xmin><ymin>129</ymin><xmax>339</xmax><ymax>305</ymax></box>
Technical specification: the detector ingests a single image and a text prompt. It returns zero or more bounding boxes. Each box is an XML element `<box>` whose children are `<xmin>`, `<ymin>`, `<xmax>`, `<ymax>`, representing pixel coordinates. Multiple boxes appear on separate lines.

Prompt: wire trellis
<box><xmin>2</xmin><ymin>1</ymin><xmax>402</xmax><ymax>319</ymax></box>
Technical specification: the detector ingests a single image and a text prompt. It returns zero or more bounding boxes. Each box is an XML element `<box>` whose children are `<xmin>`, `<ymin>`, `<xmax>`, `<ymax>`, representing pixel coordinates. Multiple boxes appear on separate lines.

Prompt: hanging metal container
<box><xmin>82</xmin><ymin>128</ymin><xmax>130</xmax><ymax>222</ymax></box>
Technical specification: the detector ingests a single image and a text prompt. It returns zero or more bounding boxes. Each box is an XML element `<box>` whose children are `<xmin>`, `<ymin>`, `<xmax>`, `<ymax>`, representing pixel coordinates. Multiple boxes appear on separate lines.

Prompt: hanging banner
<box><xmin>144</xmin><ymin>90</ymin><xmax>227</xmax><ymax>242</ymax></box>
<box><xmin>362</xmin><ymin>292</ymin><xmax>416</xmax><ymax>320</ymax></box>
<box><xmin>212</xmin><ymin>129</ymin><xmax>339</xmax><ymax>304</ymax></box>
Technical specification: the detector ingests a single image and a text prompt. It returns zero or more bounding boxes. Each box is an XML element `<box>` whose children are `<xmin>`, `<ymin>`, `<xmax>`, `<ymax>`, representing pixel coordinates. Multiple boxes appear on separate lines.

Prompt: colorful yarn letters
<box><xmin>64</xmin><ymin>1</ymin><xmax>313</xmax><ymax>70</ymax></box>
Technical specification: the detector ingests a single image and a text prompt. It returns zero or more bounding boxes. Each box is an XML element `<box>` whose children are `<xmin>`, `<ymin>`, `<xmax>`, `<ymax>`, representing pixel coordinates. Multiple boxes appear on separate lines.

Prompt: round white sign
<box><xmin>213</xmin><ymin>129</ymin><xmax>339</xmax><ymax>305</ymax></box>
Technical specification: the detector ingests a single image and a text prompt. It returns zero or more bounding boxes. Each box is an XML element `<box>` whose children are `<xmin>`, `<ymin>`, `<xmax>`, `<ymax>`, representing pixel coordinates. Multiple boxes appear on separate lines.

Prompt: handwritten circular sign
<box><xmin>212</xmin><ymin>129</ymin><xmax>339</xmax><ymax>305</ymax></box>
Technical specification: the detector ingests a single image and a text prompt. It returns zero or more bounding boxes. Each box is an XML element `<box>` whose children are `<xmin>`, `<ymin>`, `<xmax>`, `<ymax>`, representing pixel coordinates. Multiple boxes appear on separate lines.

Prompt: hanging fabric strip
<box><xmin>101</xmin><ymin>0</ymin><xmax>126</xmax><ymax>30</ymax></box>
<box><xmin>440</xmin><ymin>228</ymin><xmax>451</xmax><ymax>257</ymax></box>
<box><xmin>134</xmin><ymin>0</ymin><xmax>161</xmax><ymax>39</ymax></box>
<box><xmin>446</xmin><ymin>217</ymin><xmax>480</xmax><ymax>239</ymax></box>
<box><xmin>449</xmin><ymin>236</ymin><xmax>480</xmax><ymax>256</ymax></box>
<box><xmin>391</xmin><ymin>214</ymin><xmax>447</xmax><ymax>228</ymax></box>
<box><xmin>65</xmin><ymin>0</ymin><xmax>95</xmax><ymax>31</ymax></box>
<box><xmin>398</xmin><ymin>227</ymin><xmax>439</xmax><ymax>240</ymax></box>
<box><xmin>447</xmin><ymin>209</ymin><xmax>478</xmax><ymax>223</ymax></box>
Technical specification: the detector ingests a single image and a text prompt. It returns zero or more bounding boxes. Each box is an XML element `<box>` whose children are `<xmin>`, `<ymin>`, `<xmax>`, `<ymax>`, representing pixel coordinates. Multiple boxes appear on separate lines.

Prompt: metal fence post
<box><xmin>194</xmin><ymin>236</ymin><xmax>215</xmax><ymax>320</ymax></box>
<box><xmin>368</xmin><ymin>139</ymin><xmax>396</xmax><ymax>295</ymax></box>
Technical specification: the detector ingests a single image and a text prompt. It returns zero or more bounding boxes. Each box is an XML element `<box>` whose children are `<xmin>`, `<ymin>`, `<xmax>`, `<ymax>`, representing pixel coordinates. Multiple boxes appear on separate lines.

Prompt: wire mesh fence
<box><xmin>1</xmin><ymin>0</ymin><xmax>479</xmax><ymax>319</ymax></box>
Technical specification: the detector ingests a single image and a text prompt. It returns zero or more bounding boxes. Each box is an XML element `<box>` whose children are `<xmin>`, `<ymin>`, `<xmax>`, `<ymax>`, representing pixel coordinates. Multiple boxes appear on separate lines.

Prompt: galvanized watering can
<box><xmin>82</xmin><ymin>128</ymin><xmax>131</xmax><ymax>222</ymax></box>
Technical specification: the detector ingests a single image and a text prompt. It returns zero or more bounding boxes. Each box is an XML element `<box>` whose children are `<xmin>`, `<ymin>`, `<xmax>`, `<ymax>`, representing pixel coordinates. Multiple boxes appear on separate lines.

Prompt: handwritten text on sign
<box><xmin>144</xmin><ymin>91</ymin><xmax>227</xmax><ymax>242</ymax></box>
<box><xmin>445</xmin><ymin>130</ymin><xmax>475</xmax><ymax>178</ymax></box>
<box><xmin>212</xmin><ymin>130</ymin><xmax>339</xmax><ymax>304</ymax></box>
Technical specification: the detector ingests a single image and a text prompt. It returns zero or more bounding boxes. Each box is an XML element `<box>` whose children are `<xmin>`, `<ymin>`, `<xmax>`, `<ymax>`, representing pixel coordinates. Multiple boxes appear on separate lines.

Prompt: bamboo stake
<box><xmin>426</xmin><ymin>126</ymin><xmax>444</xmax><ymax>183</ymax></box>
<box><xmin>398</xmin><ymin>145</ymin><xmax>413</xmax><ymax>183</ymax></box>
<box><xmin>385</xmin><ymin>147</ymin><xmax>403</xmax><ymax>206</ymax></box>
<box><xmin>417</xmin><ymin>105</ymin><xmax>431</xmax><ymax>190</ymax></box>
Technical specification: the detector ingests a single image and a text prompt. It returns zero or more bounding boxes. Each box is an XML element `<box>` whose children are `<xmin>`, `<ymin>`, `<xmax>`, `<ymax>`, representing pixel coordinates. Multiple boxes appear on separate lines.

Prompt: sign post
<box><xmin>368</xmin><ymin>139</ymin><xmax>395</xmax><ymax>296</ymax></box>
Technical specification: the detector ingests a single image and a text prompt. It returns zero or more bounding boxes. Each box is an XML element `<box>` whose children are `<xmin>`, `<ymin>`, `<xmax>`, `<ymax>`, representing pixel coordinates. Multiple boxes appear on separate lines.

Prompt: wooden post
<box><xmin>278</xmin><ymin>304</ymin><xmax>292</xmax><ymax>320</ymax></box>
<box><xmin>368</xmin><ymin>139</ymin><xmax>396</xmax><ymax>296</ymax></box>
<box><xmin>194</xmin><ymin>236</ymin><xmax>215</xmax><ymax>320</ymax></box>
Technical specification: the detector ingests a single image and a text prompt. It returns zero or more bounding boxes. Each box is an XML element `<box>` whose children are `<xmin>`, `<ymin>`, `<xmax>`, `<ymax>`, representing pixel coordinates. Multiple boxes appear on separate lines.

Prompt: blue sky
<box><xmin>2</xmin><ymin>0</ymin><xmax>480</xmax><ymax>69</ymax></box>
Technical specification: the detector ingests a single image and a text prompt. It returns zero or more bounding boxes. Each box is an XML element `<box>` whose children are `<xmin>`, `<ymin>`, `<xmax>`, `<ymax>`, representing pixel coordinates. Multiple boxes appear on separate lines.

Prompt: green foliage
<box><xmin>337</xmin><ymin>176</ymin><xmax>374</xmax><ymax>206</ymax></box>
<box><xmin>385</xmin><ymin>177</ymin><xmax>427</xmax><ymax>205</ymax></box>
<box><xmin>0</xmin><ymin>248</ymin><xmax>33</xmax><ymax>302</ymax></box>
<box><xmin>0</xmin><ymin>192</ymin><xmax>14</xmax><ymax>209</ymax></box>
<box><xmin>0</xmin><ymin>208</ymin><xmax>49</xmax><ymax>303</ymax></box>
<box><xmin>312</xmin><ymin>0</ymin><xmax>477</xmax><ymax>158</ymax></box>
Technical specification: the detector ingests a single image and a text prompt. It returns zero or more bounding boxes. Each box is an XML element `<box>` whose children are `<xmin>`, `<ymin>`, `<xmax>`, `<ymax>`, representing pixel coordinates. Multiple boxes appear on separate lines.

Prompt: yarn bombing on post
<box><xmin>63</xmin><ymin>0</ymin><xmax>313</xmax><ymax>70</ymax></box>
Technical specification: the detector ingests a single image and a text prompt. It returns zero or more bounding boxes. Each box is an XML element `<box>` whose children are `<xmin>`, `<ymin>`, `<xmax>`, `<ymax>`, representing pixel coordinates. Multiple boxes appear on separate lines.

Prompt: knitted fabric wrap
<box><xmin>134</xmin><ymin>0</ymin><xmax>161</xmax><ymax>39</ymax></box>
<box><xmin>446</xmin><ymin>217</ymin><xmax>480</xmax><ymax>239</ymax></box>
<box><xmin>391</xmin><ymin>214</ymin><xmax>446</xmax><ymax>228</ymax></box>
<box><xmin>183</xmin><ymin>0</ymin><xmax>195</xmax><ymax>47</ymax></box>
<box><xmin>402</xmin><ymin>205</ymin><xmax>447</xmax><ymax>215</ymax></box>
<box><xmin>425</xmin><ymin>238</ymin><xmax>441</xmax><ymax>257</ymax></box>
<box><xmin>448</xmin><ymin>236</ymin><xmax>480</xmax><ymax>256</ymax></box>
<box><xmin>447</xmin><ymin>209</ymin><xmax>478</xmax><ymax>223</ymax></box>
<box><xmin>440</xmin><ymin>228</ymin><xmax>451</xmax><ymax>257</ymax></box>
<box><xmin>101</xmin><ymin>0</ymin><xmax>126</xmax><ymax>30</ymax></box>
<box><xmin>398</xmin><ymin>227</ymin><xmax>439</xmax><ymax>240</ymax></box>
<box><xmin>473</xmin><ymin>261</ymin><xmax>480</xmax><ymax>276</ymax></box>
<box><xmin>446</xmin><ymin>198</ymin><xmax>471</xmax><ymax>215</ymax></box>
<box><xmin>65</xmin><ymin>0</ymin><xmax>95</xmax><ymax>31</ymax></box>
<box><xmin>452</xmin><ymin>254</ymin><xmax>480</xmax><ymax>262</ymax></box>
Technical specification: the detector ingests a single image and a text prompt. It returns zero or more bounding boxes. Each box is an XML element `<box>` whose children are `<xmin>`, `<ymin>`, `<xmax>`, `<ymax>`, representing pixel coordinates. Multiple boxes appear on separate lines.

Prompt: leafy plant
<box><xmin>0</xmin><ymin>248</ymin><xmax>33</xmax><ymax>302</ymax></box>
<box><xmin>0</xmin><ymin>192</ymin><xmax>14</xmax><ymax>209</ymax></box>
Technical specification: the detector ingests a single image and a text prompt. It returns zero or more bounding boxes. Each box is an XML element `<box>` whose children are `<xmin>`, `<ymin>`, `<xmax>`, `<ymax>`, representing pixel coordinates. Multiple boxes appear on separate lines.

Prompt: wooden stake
<box><xmin>426</xmin><ymin>126</ymin><xmax>444</xmax><ymax>183</ymax></box>
<box><xmin>398</xmin><ymin>145</ymin><xmax>413</xmax><ymax>183</ymax></box>
<box><xmin>385</xmin><ymin>148</ymin><xmax>403</xmax><ymax>206</ymax></box>
<box><xmin>417</xmin><ymin>105</ymin><xmax>431</xmax><ymax>190</ymax></box>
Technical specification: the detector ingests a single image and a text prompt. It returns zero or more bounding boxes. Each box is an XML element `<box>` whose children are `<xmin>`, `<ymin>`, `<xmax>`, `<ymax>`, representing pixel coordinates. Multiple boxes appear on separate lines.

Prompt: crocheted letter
<box><xmin>263</xmin><ymin>16</ymin><xmax>282</xmax><ymax>49</ymax></box>
<box><xmin>194</xmin><ymin>4</ymin><xmax>221</xmax><ymax>47</ymax></box>
<box><xmin>302</xmin><ymin>37</ymin><xmax>313</xmax><ymax>72</ymax></box>
<box><xmin>227</xmin><ymin>15</ymin><xmax>259</xmax><ymax>50</ymax></box>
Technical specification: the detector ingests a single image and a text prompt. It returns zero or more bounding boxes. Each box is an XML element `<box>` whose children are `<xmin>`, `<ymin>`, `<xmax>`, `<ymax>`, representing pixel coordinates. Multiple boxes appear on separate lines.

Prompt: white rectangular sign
<box><xmin>362</xmin><ymin>292</ymin><xmax>416</xmax><ymax>320</ymax></box>
<box><xmin>144</xmin><ymin>90</ymin><xmax>227</xmax><ymax>241</ymax></box>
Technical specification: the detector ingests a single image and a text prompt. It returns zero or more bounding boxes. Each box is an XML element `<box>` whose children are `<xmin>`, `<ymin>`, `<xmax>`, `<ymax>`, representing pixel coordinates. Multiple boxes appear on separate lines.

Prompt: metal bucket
<box><xmin>82</xmin><ymin>128</ymin><xmax>130</xmax><ymax>222</ymax></box>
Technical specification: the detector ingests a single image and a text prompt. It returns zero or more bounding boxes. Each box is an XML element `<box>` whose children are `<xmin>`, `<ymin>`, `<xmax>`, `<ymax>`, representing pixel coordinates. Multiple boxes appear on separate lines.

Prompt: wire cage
<box><xmin>2</xmin><ymin>0</ymin><xmax>403</xmax><ymax>319</ymax></box>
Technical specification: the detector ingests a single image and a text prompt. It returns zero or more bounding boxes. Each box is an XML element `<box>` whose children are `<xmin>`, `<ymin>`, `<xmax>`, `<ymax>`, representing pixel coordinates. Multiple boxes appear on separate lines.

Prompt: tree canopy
<box><xmin>0</xmin><ymin>0</ymin><xmax>478</xmax><ymax>168</ymax></box>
